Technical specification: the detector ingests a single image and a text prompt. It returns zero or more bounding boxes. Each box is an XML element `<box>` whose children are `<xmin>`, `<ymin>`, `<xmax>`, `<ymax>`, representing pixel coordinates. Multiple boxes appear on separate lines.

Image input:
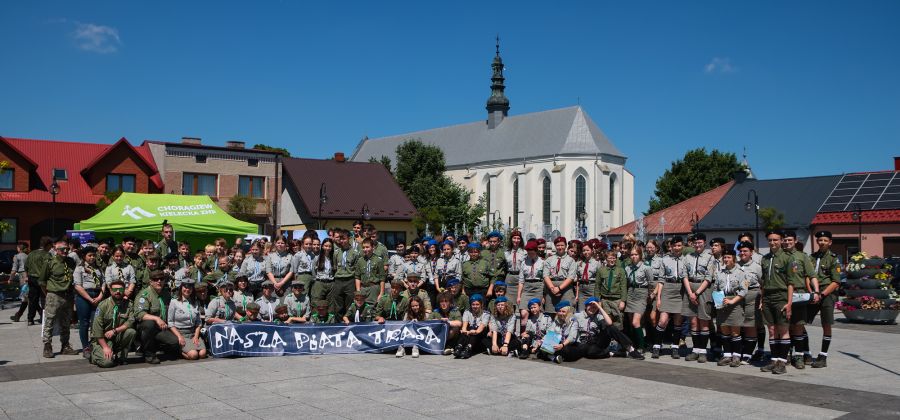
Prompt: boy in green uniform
<box><xmin>24</xmin><ymin>237</ymin><xmax>52</xmax><ymax>325</ymax></box>
<box><xmin>759</xmin><ymin>231</ymin><xmax>798</xmax><ymax>375</ymax></box>
<box><xmin>807</xmin><ymin>231</ymin><xmax>839</xmax><ymax>368</ymax></box>
<box><xmin>39</xmin><ymin>238</ymin><xmax>80</xmax><ymax>358</ymax></box>
<box><xmin>354</xmin><ymin>238</ymin><xmax>386</xmax><ymax>306</ymax></box>
<box><xmin>203</xmin><ymin>256</ymin><xmax>236</xmax><ymax>295</ymax></box>
<box><xmin>310</xmin><ymin>300</ymin><xmax>338</xmax><ymax>324</ymax></box>
<box><xmin>782</xmin><ymin>231</ymin><xmax>818</xmax><ymax>369</ymax></box>
<box><xmin>484</xmin><ymin>231</ymin><xmax>508</xmax><ymax>290</ymax></box>
<box><xmin>90</xmin><ymin>278</ymin><xmax>136</xmax><ymax>368</ymax></box>
<box><xmin>402</xmin><ymin>272</ymin><xmax>432</xmax><ymax>313</ymax></box>
<box><xmin>461</xmin><ymin>244</ymin><xmax>490</xmax><ymax>299</ymax></box>
<box><xmin>595</xmin><ymin>251</ymin><xmax>627</xmax><ymax>329</ymax></box>
<box><xmin>487</xmin><ymin>281</ymin><xmax>509</xmax><ymax>314</ymax></box>
<box><xmin>331</xmin><ymin>229</ymin><xmax>360</xmax><ymax>316</ymax></box>
<box><xmin>447</xmin><ymin>278</ymin><xmax>469</xmax><ymax>313</ymax></box>
<box><xmin>134</xmin><ymin>270</ymin><xmax>179</xmax><ymax>364</ymax></box>
<box><xmin>375</xmin><ymin>280</ymin><xmax>409</xmax><ymax>322</ymax></box>
<box><xmin>344</xmin><ymin>291</ymin><xmax>376</xmax><ymax>323</ymax></box>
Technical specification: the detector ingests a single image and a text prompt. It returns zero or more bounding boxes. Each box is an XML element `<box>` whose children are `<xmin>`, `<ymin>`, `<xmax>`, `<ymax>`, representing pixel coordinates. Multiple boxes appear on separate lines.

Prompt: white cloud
<box><xmin>72</xmin><ymin>22</ymin><xmax>122</xmax><ymax>54</ymax></box>
<box><xmin>704</xmin><ymin>57</ymin><xmax>736</xmax><ymax>74</ymax></box>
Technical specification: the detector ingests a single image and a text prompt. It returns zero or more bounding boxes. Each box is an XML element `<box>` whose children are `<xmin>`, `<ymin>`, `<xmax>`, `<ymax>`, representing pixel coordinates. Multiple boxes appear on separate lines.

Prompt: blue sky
<box><xmin>2</xmin><ymin>1</ymin><xmax>898</xmax><ymax>216</ymax></box>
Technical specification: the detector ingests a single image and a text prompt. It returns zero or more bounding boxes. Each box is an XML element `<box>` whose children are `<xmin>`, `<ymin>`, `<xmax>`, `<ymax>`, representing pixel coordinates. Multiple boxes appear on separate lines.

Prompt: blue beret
<box><xmin>446</xmin><ymin>278</ymin><xmax>460</xmax><ymax>286</ymax></box>
<box><xmin>495</xmin><ymin>296</ymin><xmax>508</xmax><ymax>303</ymax></box>
<box><xmin>585</xmin><ymin>297</ymin><xmax>600</xmax><ymax>306</ymax></box>
<box><xmin>487</xmin><ymin>231</ymin><xmax>503</xmax><ymax>239</ymax></box>
<box><xmin>527</xmin><ymin>298</ymin><xmax>541</xmax><ymax>307</ymax></box>
<box><xmin>469</xmin><ymin>293</ymin><xmax>483</xmax><ymax>303</ymax></box>
<box><xmin>427</xmin><ymin>239</ymin><xmax>438</xmax><ymax>247</ymax></box>
<box><xmin>422</xmin><ymin>236</ymin><xmax>433</xmax><ymax>242</ymax></box>
<box><xmin>467</xmin><ymin>243</ymin><xmax>481</xmax><ymax>250</ymax></box>
<box><xmin>493</xmin><ymin>281</ymin><xmax>507</xmax><ymax>287</ymax></box>
<box><xmin>442</xmin><ymin>240</ymin><xmax>455</xmax><ymax>247</ymax></box>
<box><xmin>554</xmin><ymin>300</ymin><xmax>571</xmax><ymax>311</ymax></box>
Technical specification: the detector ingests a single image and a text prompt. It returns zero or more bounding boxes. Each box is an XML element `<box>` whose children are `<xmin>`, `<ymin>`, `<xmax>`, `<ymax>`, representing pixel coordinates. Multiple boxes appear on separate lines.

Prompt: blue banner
<box><xmin>208</xmin><ymin>321</ymin><xmax>448</xmax><ymax>357</ymax></box>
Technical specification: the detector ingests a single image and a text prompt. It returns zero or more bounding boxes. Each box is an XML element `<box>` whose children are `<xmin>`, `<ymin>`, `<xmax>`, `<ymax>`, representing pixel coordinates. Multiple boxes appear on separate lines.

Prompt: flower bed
<box><xmin>839</xmin><ymin>253</ymin><xmax>898</xmax><ymax>324</ymax></box>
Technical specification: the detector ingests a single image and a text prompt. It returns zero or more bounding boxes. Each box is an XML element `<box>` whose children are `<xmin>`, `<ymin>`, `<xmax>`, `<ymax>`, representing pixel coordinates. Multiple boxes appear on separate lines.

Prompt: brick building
<box><xmin>0</xmin><ymin>137</ymin><xmax>162</xmax><ymax>248</ymax></box>
<box><xmin>145</xmin><ymin>138</ymin><xmax>282</xmax><ymax>235</ymax></box>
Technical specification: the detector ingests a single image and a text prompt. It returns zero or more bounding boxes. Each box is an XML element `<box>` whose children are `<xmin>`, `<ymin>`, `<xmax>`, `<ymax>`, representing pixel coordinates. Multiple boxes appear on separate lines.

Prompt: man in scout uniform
<box><xmin>375</xmin><ymin>280</ymin><xmax>409</xmax><ymax>322</ymax></box>
<box><xmin>595</xmin><ymin>250</ymin><xmax>627</xmax><ymax>330</ymax></box>
<box><xmin>310</xmin><ymin>300</ymin><xmax>338</xmax><ymax>324</ymax></box>
<box><xmin>782</xmin><ymin>230</ymin><xmax>818</xmax><ymax>369</ymax></box>
<box><xmin>122</xmin><ymin>237</ymin><xmax>144</xmax><ymax>273</ymax></box>
<box><xmin>284</xmin><ymin>282</ymin><xmax>311</xmax><ymax>323</ymax></box>
<box><xmin>90</xmin><ymin>278</ymin><xmax>136</xmax><ymax>368</ymax></box>
<box><xmin>24</xmin><ymin>236</ymin><xmax>52</xmax><ymax>326</ymax></box>
<box><xmin>807</xmin><ymin>231</ymin><xmax>840</xmax><ymax>368</ymax></box>
<box><xmin>683</xmin><ymin>232</ymin><xmax>716</xmax><ymax>363</ymax></box>
<box><xmin>156</xmin><ymin>223</ymin><xmax>177</xmax><ymax>260</ymax></box>
<box><xmin>461</xmin><ymin>243</ymin><xmax>491</xmax><ymax>299</ymax></box>
<box><xmin>136</xmin><ymin>252</ymin><xmax>162</xmax><ymax>296</ymax></box>
<box><xmin>366</xmin><ymin>224</ymin><xmax>391</xmax><ymax>269</ymax></box>
<box><xmin>355</xmin><ymin>238</ymin><xmax>386</xmax><ymax>306</ymax></box>
<box><xmin>543</xmin><ymin>236</ymin><xmax>576</xmax><ymax>313</ymax></box>
<box><xmin>447</xmin><ymin>278</ymin><xmax>469</xmax><ymax>313</ymax></box>
<box><xmin>388</xmin><ymin>242</ymin><xmax>406</xmax><ymax>281</ymax></box>
<box><xmin>737</xmin><ymin>241</ymin><xmax>764</xmax><ymax>364</ymax></box>
<box><xmin>484</xmin><ymin>231</ymin><xmax>508</xmax><ymax>294</ymax></box>
<box><xmin>242</xmin><ymin>302</ymin><xmax>261</xmax><ymax>322</ymax></box>
<box><xmin>330</xmin><ymin>228</ymin><xmax>360</xmax><ymax>316</ymax></box>
<box><xmin>134</xmin><ymin>270</ymin><xmax>179</xmax><ymax>364</ymax></box>
<box><xmin>344</xmin><ymin>291</ymin><xmax>376</xmax><ymax>323</ymax></box>
<box><xmin>203</xmin><ymin>255</ymin><xmax>236</xmax><ymax>295</ymax></box>
<box><xmin>39</xmin><ymin>238</ymin><xmax>80</xmax><ymax>358</ymax></box>
<box><xmin>402</xmin><ymin>272</ymin><xmax>432</xmax><ymax>313</ymax></box>
<box><xmin>759</xmin><ymin>230</ymin><xmax>796</xmax><ymax>375</ymax></box>
<box><xmin>400</xmin><ymin>247</ymin><xmax>426</xmax><ymax>280</ymax></box>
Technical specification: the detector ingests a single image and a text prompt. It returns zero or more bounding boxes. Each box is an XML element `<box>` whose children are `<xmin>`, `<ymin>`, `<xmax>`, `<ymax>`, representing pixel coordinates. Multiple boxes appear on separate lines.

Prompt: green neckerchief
<box><xmin>159</xmin><ymin>297</ymin><xmax>166</xmax><ymax>321</ymax></box>
<box><xmin>606</xmin><ymin>265</ymin><xmax>615</xmax><ymax>291</ymax></box>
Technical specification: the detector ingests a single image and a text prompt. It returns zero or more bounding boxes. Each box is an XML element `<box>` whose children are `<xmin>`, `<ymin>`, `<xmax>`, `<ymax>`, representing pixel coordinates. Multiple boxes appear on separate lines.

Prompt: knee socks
<box><xmin>634</xmin><ymin>327</ymin><xmax>645</xmax><ymax>350</ymax></box>
<box><xmin>742</xmin><ymin>337</ymin><xmax>757</xmax><ymax>360</ymax></box>
<box><xmin>653</xmin><ymin>325</ymin><xmax>665</xmax><ymax>348</ymax></box>
<box><xmin>820</xmin><ymin>335</ymin><xmax>831</xmax><ymax>357</ymax></box>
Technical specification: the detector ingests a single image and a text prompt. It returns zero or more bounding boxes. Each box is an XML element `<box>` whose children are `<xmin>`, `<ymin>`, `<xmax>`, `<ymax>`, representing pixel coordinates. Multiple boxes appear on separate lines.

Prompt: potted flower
<box><xmin>839</xmin><ymin>253</ymin><xmax>898</xmax><ymax>323</ymax></box>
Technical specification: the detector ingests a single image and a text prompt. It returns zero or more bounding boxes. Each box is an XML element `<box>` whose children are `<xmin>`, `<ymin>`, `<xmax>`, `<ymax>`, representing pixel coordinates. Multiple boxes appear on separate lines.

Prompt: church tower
<box><xmin>486</xmin><ymin>36</ymin><xmax>510</xmax><ymax>129</ymax></box>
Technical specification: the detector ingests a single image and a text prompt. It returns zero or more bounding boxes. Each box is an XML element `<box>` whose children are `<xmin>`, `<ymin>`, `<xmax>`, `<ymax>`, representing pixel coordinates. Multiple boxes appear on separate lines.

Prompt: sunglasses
<box><xmin>111</xmin><ymin>287</ymin><xmax>125</xmax><ymax>292</ymax></box>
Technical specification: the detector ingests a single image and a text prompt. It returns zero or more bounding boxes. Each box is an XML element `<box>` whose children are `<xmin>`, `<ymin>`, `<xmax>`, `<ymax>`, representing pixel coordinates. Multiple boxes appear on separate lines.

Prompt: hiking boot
<box><xmin>760</xmin><ymin>361</ymin><xmax>776</xmax><ymax>372</ymax></box>
<box><xmin>730</xmin><ymin>356</ymin><xmax>742</xmax><ymax>368</ymax></box>
<box><xmin>518</xmin><ymin>349</ymin><xmax>530</xmax><ymax>360</ymax></box>
<box><xmin>395</xmin><ymin>346</ymin><xmax>405</xmax><ymax>358</ymax></box>
<box><xmin>553</xmin><ymin>355</ymin><xmax>563</xmax><ymax>364</ymax></box>
<box><xmin>60</xmin><ymin>344</ymin><xmax>80</xmax><ymax>356</ymax></box>
<box><xmin>43</xmin><ymin>343</ymin><xmax>54</xmax><ymax>359</ymax></box>
<box><xmin>145</xmin><ymin>354</ymin><xmax>160</xmax><ymax>364</ymax></box>
<box><xmin>697</xmin><ymin>353</ymin><xmax>707</xmax><ymax>363</ymax></box>
<box><xmin>460</xmin><ymin>347</ymin><xmax>472</xmax><ymax>359</ymax></box>
<box><xmin>670</xmin><ymin>348</ymin><xmax>680</xmax><ymax>359</ymax></box>
<box><xmin>10</xmin><ymin>313</ymin><xmax>21</xmax><ymax>322</ymax></box>
<box><xmin>791</xmin><ymin>356</ymin><xmax>805</xmax><ymax>370</ymax></box>
<box><xmin>772</xmin><ymin>360</ymin><xmax>787</xmax><ymax>375</ymax></box>
<box><xmin>685</xmin><ymin>352</ymin><xmax>699</xmax><ymax>362</ymax></box>
<box><xmin>628</xmin><ymin>350</ymin><xmax>645</xmax><ymax>360</ymax></box>
<box><xmin>803</xmin><ymin>354</ymin><xmax>813</xmax><ymax>365</ymax></box>
<box><xmin>717</xmin><ymin>357</ymin><xmax>731</xmax><ymax>366</ymax></box>
<box><xmin>27</xmin><ymin>320</ymin><xmax>35</xmax><ymax>326</ymax></box>
<box><xmin>811</xmin><ymin>355</ymin><xmax>827</xmax><ymax>368</ymax></box>
<box><xmin>651</xmin><ymin>347</ymin><xmax>660</xmax><ymax>359</ymax></box>
<box><xmin>411</xmin><ymin>346</ymin><xmax>419</xmax><ymax>358</ymax></box>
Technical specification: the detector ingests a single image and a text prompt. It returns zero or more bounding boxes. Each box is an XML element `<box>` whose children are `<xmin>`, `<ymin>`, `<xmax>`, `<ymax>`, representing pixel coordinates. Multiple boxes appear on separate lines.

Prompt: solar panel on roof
<box><xmin>818</xmin><ymin>171</ymin><xmax>900</xmax><ymax>212</ymax></box>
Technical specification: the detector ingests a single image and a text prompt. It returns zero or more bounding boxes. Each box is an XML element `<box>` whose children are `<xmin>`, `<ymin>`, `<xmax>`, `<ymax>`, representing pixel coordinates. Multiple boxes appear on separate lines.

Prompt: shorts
<box><xmin>805</xmin><ymin>293</ymin><xmax>836</xmax><ymax>325</ymax></box>
<box><xmin>790</xmin><ymin>301</ymin><xmax>808</xmax><ymax>326</ymax></box>
<box><xmin>762</xmin><ymin>290</ymin><xmax>789</xmax><ymax>326</ymax></box>
<box><xmin>601</xmin><ymin>299</ymin><xmax>623</xmax><ymax>330</ymax></box>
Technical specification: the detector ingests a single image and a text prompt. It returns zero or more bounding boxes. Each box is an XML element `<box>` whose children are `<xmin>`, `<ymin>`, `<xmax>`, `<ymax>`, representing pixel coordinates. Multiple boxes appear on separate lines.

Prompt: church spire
<box><xmin>486</xmin><ymin>35</ymin><xmax>510</xmax><ymax>129</ymax></box>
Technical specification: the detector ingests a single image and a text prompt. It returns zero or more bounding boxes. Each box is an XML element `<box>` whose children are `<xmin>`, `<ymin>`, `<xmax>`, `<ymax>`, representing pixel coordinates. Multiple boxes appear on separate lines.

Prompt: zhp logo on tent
<box><xmin>121</xmin><ymin>206</ymin><xmax>156</xmax><ymax>220</ymax></box>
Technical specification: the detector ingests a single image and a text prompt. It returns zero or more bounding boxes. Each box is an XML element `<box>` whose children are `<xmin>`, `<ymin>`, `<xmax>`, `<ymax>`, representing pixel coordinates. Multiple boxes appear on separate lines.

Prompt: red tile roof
<box><xmin>607</xmin><ymin>181</ymin><xmax>734</xmax><ymax>236</ymax></box>
<box><xmin>282</xmin><ymin>157</ymin><xmax>417</xmax><ymax>220</ymax></box>
<box><xmin>812</xmin><ymin>210</ymin><xmax>900</xmax><ymax>225</ymax></box>
<box><xmin>0</xmin><ymin>136</ymin><xmax>162</xmax><ymax>205</ymax></box>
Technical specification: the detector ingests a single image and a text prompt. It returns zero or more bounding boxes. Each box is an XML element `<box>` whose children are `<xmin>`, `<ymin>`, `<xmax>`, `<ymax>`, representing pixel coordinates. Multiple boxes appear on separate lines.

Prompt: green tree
<box><xmin>647</xmin><ymin>148</ymin><xmax>741</xmax><ymax>214</ymax></box>
<box><xmin>252</xmin><ymin>144</ymin><xmax>291</xmax><ymax>157</ymax></box>
<box><xmin>95</xmin><ymin>191</ymin><xmax>123</xmax><ymax>212</ymax></box>
<box><xmin>759</xmin><ymin>207</ymin><xmax>785</xmax><ymax>231</ymax></box>
<box><xmin>393</xmin><ymin>139</ymin><xmax>484</xmax><ymax>233</ymax></box>
<box><xmin>227</xmin><ymin>195</ymin><xmax>257</xmax><ymax>222</ymax></box>
<box><xmin>368</xmin><ymin>155</ymin><xmax>393</xmax><ymax>175</ymax></box>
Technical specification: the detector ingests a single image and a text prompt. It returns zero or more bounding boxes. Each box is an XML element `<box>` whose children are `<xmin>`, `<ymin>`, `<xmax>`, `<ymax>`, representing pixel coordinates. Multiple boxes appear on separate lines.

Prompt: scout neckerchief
<box><xmin>118</xmin><ymin>265</ymin><xmax>125</xmax><ymax>282</ymax></box>
<box><xmin>294</xmin><ymin>297</ymin><xmax>305</xmax><ymax>318</ymax></box>
<box><xmin>157</xmin><ymin>292</ymin><xmax>166</xmax><ymax>321</ymax></box>
<box><xmin>582</xmin><ymin>261</ymin><xmax>590</xmax><ymax>283</ymax></box>
<box><xmin>254</xmin><ymin>258</ymin><xmax>261</xmax><ymax>277</ymax></box>
<box><xmin>266</xmin><ymin>298</ymin><xmax>274</xmax><ymax>322</ymax></box>
<box><xmin>389</xmin><ymin>297</ymin><xmax>398</xmax><ymax>319</ymax></box>
<box><xmin>606</xmin><ymin>264</ymin><xmax>615</xmax><ymax>291</ymax></box>
<box><xmin>366</xmin><ymin>257</ymin><xmax>372</xmax><ymax>278</ymax></box>
<box><xmin>186</xmin><ymin>300</ymin><xmax>195</xmax><ymax>325</ymax></box>
<box><xmin>512</xmin><ymin>249</ymin><xmax>518</xmax><ymax>271</ymax></box>
<box><xmin>529</xmin><ymin>258</ymin><xmax>536</xmax><ymax>279</ymax></box>
<box><xmin>341</xmin><ymin>249</ymin><xmax>348</xmax><ymax>269</ymax></box>
<box><xmin>627</xmin><ymin>263</ymin><xmax>637</xmax><ymax>287</ymax></box>
<box><xmin>353</xmin><ymin>304</ymin><xmax>361</xmax><ymax>322</ymax></box>
<box><xmin>723</xmin><ymin>267</ymin><xmax>733</xmax><ymax>294</ymax></box>
<box><xmin>112</xmin><ymin>303</ymin><xmax>120</xmax><ymax>330</ymax></box>
<box><xmin>555</xmin><ymin>256</ymin><xmax>562</xmax><ymax>278</ymax></box>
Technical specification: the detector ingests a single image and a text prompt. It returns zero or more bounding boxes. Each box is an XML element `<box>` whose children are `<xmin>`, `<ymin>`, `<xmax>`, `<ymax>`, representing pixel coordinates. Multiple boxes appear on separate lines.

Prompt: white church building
<box><xmin>351</xmin><ymin>42</ymin><xmax>634</xmax><ymax>239</ymax></box>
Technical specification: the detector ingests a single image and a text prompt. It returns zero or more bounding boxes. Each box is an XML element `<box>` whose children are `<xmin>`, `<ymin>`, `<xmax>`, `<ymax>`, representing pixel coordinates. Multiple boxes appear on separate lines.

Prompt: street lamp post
<box><xmin>851</xmin><ymin>204</ymin><xmax>863</xmax><ymax>252</ymax></box>
<box><xmin>50</xmin><ymin>177</ymin><xmax>60</xmax><ymax>237</ymax></box>
<box><xmin>317</xmin><ymin>182</ymin><xmax>327</xmax><ymax>230</ymax></box>
<box><xmin>745</xmin><ymin>189</ymin><xmax>759</xmax><ymax>245</ymax></box>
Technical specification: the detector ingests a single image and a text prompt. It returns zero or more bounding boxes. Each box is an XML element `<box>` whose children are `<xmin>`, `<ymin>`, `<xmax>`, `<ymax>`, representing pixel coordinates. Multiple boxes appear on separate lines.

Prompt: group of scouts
<box><xmin>15</xmin><ymin>220</ymin><xmax>840</xmax><ymax>372</ymax></box>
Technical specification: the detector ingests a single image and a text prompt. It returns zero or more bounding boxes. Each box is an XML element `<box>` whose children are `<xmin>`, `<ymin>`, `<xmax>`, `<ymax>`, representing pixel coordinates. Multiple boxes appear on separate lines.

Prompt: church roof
<box><xmin>350</xmin><ymin>105</ymin><xmax>625</xmax><ymax>168</ymax></box>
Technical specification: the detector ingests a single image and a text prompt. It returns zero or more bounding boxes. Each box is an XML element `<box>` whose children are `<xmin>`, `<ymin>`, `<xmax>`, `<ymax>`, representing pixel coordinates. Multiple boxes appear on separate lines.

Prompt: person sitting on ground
<box><xmin>134</xmin><ymin>270</ymin><xmax>180</xmax><ymax>364</ymax></box>
<box><xmin>538</xmin><ymin>301</ymin><xmax>580</xmax><ymax>364</ymax></box>
<box><xmin>428</xmin><ymin>291</ymin><xmax>462</xmax><ymax>355</ymax></box>
<box><xmin>232</xmin><ymin>275</ymin><xmax>253</xmax><ymax>317</ymax></box>
<box><xmin>447</xmin><ymin>278</ymin><xmax>468</xmax><ymax>313</ymax></box>
<box><xmin>574</xmin><ymin>297</ymin><xmax>644</xmax><ymax>361</ymax></box>
<box><xmin>375</xmin><ymin>280</ymin><xmax>409</xmax><ymax>323</ymax></box>
<box><xmin>397</xmin><ymin>296</ymin><xmax>429</xmax><ymax>358</ymax></box>
<box><xmin>520</xmin><ymin>298</ymin><xmax>551</xmax><ymax>359</ymax></box>
<box><xmin>309</xmin><ymin>300</ymin><xmax>338</xmax><ymax>324</ymax></box>
<box><xmin>487</xmin><ymin>281</ymin><xmax>509</xmax><ymax>314</ymax></box>
<box><xmin>255</xmin><ymin>280</ymin><xmax>280</xmax><ymax>322</ymax></box>
<box><xmin>242</xmin><ymin>302</ymin><xmax>261</xmax><ymax>322</ymax></box>
<box><xmin>454</xmin><ymin>294</ymin><xmax>492</xmax><ymax>359</ymax></box>
<box><xmin>90</xmin><ymin>278</ymin><xmax>136</xmax><ymax>368</ymax></box>
<box><xmin>206</xmin><ymin>280</ymin><xmax>238</xmax><ymax>324</ymax></box>
<box><xmin>344</xmin><ymin>291</ymin><xmax>376</xmax><ymax>323</ymax></box>
<box><xmin>489</xmin><ymin>296</ymin><xmax>519</xmax><ymax>357</ymax></box>
<box><xmin>167</xmin><ymin>281</ymin><xmax>206</xmax><ymax>360</ymax></box>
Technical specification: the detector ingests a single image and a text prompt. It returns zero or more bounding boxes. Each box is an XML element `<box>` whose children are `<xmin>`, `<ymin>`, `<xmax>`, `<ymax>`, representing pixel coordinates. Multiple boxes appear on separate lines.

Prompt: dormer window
<box><xmin>195</xmin><ymin>155</ymin><xmax>207</xmax><ymax>163</ymax></box>
<box><xmin>53</xmin><ymin>168</ymin><xmax>68</xmax><ymax>180</ymax></box>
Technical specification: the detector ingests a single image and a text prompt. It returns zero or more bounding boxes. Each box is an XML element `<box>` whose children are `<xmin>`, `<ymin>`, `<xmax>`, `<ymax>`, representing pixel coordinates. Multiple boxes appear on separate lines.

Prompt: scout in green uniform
<box><xmin>136</xmin><ymin>252</ymin><xmax>162</xmax><ymax>296</ymax></box>
<box><xmin>595</xmin><ymin>251</ymin><xmax>627</xmax><ymax>330</ymax></box>
<box><xmin>90</xmin><ymin>278</ymin><xmax>136</xmax><ymax>368</ymax></box>
<box><xmin>429</xmin><ymin>291</ymin><xmax>463</xmax><ymax>354</ymax></box>
<box><xmin>759</xmin><ymin>231</ymin><xmax>797</xmax><ymax>375</ymax></box>
<box><xmin>807</xmin><ymin>231</ymin><xmax>839</xmax><ymax>368</ymax></box>
<box><xmin>25</xmin><ymin>237</ymin><xmax>52</xmax><ymax>325</ymax></box>
<box><xmin>782</xmin><ymin>230</ymin><xmax>818</xmax><ymax>369</ymax></box>
<box><xmin>402</xmin><ymin>272</ymin><xmax>432</xmax><ymax>313</ymax></box>
<box><xmin>461</xmin><ymin>243</ymin><xmax>491</xmax><ymax>299</ymax></box>
<box><xmin>203</xmin><ymin>255</ymin><xmax>236</xmax><ymax>295</ymax></box>
<box><xmin>344</xmin><ymin>291</ymin><xmax>376</xmax><ymax>323</ymax></box>
<box><xmin>242</xmin><ymin>302</ymin><xmax>261</xmax><ymax>322</ymax></box>
<box><xmin>354</xmin><ymin>238</ymin><xmax>386</xmax><ymax>306</ymax></box>
<box><xmin>375</xmin><ymin>281</ymin><xmax>409</xmax><ymax>322</ymax></box>
<box><xmin>134</xmin><ymin>270</ymin><xmax>179</xmax><ymax>364</ymax></box>
<box><xmin>447</xmin><ymin>278</ymin><xmax>469</xmax><ymax>313</ymax></box>
<box><xmin>121</xmin><ymin>236</ymin><xmax>144</xmax><ymax>273</ymax></box>
<box><xmin>486</xmin><ymin>281</ymin><xmax>509</xmax><ymax>314</ymax></box>
<box><xmin>156</xmin><ymin>223</ymin><xmax>177</xmax><ymax>260</ymax></box>
<box><xmin>365</xmin><ymin>224</ymin><xmax>391</xmax><ymax>267</ymax></box>
<box><xmin>483</xmin><ymin>231</ymin><xmax>508</xmax><ymax>295</ymax></box>
<box><xmin>331</xmin><ymin>229</ymin><xmax>360</xmax><ymax>316</ymax></box>
<box><xmin>39</xmin><ymin>238</ymin><xmax>80</xmax><ymax>358</ymax></box>
<box><xmin>310</xmin><ymin>300</ymin><xmax>338</xmax><ymax>324</ymax></box>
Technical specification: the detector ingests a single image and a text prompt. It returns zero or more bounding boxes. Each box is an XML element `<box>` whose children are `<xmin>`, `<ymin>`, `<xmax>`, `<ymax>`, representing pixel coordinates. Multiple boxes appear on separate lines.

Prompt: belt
<box><xmin>747</xmin><ymin>286</ymin><xmax>760</xmax><ymax>290</ymax></box>
<box><xmin>629</xmin><ymin>285</ymin><xmax>649</xmax><ymax>289</ymax></box>
<box><xmin>524</xmin><ymin>279</ymin><xmax>542</xmax><ymax>283</ymax></box>
<box><xmin>688</xmin><ymin>278</ymin><xmax>705</xmax><ymax>283</ymax></box>
<box><xmin>316</xmin><ymin>278</ymin><xmax>335</xmax><ymax>283</ymax></box>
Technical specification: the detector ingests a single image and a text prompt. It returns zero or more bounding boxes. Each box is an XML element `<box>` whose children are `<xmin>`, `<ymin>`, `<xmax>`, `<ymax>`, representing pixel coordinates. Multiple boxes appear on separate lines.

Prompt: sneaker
<box><xmin>698</xmin><ymin>353</ymin><xmax>707</xmax><ymax>363</ymax></box>
<box><xmin>686</xmin><ymin>352</ymin><xmax>699</xmax><ymax>362</ymax></box>
<box><xmin>43</xmin><ymin>343</ymin><xmax>54</xmax><ymax>359</ymax></box>
<box><xmin>730</xmin><ymin>356</ymin><xmax>742</xmax><ymax>368</ymax></box>
<box><xmin>772</xmin><ymin>360</ymin><xmax>787</xmax><ymax>375</ymax></box>
<box><xmin>651</xmin><ymin>347</ymin><xmax>660</xmax><ymax>359</ymax></box>
<box><xmin>395</xmin><ymin>347</ymin><xmax>405</xmax><ymax>358</ymax></box>
<box><xmin>760</xmin><ymin>361</ymin><xmax>776</xmax><ymax>372</ymax></box>
<box><xmin>803</xmin><ymin>354</ymin><xmax>813</xmax><ymax>365</ymax></box>
<box><xmin>411</xmin><ymin>346</ymin><xmax>419</xmax><ymax>358</ymax></box>
<box><xmin>82</xmin><ymin>348</ymin><xmax>91</xmax><ymax>359</ymax></box>
<box><xmin>443</xmin><ymin>348</ymin><xmax>453</xmax><ymax>356</ymax></box>
<box><xmin>811</xmin><ymin>355</ymin><xmax>827</xmax><ymax>368</ymax></box>
<box><xmin>791</xmin><ymin>356</ymin><xmax>805</xmax><ymax>370</ymax></box>
<box><xmin>553</xmin><ymin>355</ymin><xmax>563</xmax><ymax>364</ymax></box>
<box><xmin>60</xmin><ymin>344</ymin><xmax>80</xmax><ymax>356</ymax></box>
<box><xmin>717</xmin><ymin>357</ymin><xmax>731</xmax><ymax>366</ymax></box>
<box><xmin>627</xmin><ymin>350</ymin><xmax>645</xmax><ymax>360</ymax></box>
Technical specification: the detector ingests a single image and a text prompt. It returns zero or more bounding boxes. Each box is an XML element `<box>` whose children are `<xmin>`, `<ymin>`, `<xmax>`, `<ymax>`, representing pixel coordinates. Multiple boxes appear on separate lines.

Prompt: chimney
<box><xmin>334</xmin><ymin>152</ymin><xmax>346</xmax><ymax>163</ymax></box>
<box><xmin>895</xmin><ymin>156</ymin><xmax>900</xmax><ymax>171</ymax></box>
<box><xmin>225</xmin><ymin>140</ymin><xmax>245</xmax><ymax>149</ymax></box>
<box><xmin>181</xmin><ymin>137</ymin><xmax>201</xmax><ymax>145</ymax></box>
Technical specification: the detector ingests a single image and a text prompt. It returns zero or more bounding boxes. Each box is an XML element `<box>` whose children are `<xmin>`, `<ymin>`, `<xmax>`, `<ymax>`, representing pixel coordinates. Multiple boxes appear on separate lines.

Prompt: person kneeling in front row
<box><xmin>574</xmin><ymin>297</ymin><xmax>644</xmax><ymax>361</ymax></box>
<box><xmin>90</xmin><ymin>278</ymin><xmax>136</xmax><ymax>368</ymax></box>
<box><xmin>167</xmin><ymin>280</ymin><xmax>206</xmax><ymax>360</ymax></box>
<box><xmin>134</xmin><ymin>270</ymin><xmax>180</xmax><ymax>364</ymax></box>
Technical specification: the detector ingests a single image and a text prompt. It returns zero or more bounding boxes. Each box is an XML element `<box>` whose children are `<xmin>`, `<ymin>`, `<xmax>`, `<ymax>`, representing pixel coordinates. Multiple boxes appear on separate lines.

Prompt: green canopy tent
<box><xmin>75</xmin><ymin>193</ymin><xmax>258</xmax><ymax>250</ymax></box>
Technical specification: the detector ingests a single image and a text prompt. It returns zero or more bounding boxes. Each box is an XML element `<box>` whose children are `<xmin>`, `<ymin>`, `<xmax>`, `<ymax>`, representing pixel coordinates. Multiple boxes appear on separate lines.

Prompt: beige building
<box><xmin>145</xmin><ymin>138</ymin><xmax>282</xmax><ymax>234</ymax></box>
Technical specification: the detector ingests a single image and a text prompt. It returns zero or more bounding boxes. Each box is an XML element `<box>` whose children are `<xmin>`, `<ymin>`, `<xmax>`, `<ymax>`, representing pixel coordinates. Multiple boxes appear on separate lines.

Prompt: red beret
<box><xmin>536</xmin><ymin>238</ymin><xmax>547</xmax><ymax>245</ymax></box>
<box><xmin>554</xmin><ymin>236</ymin><xmax>567</xmax><ymax>245</ymax></box>
<box><xmin>524</xmin><ymin>240</ymin><xmax>538</xmax><ymax>251</ymax></box>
